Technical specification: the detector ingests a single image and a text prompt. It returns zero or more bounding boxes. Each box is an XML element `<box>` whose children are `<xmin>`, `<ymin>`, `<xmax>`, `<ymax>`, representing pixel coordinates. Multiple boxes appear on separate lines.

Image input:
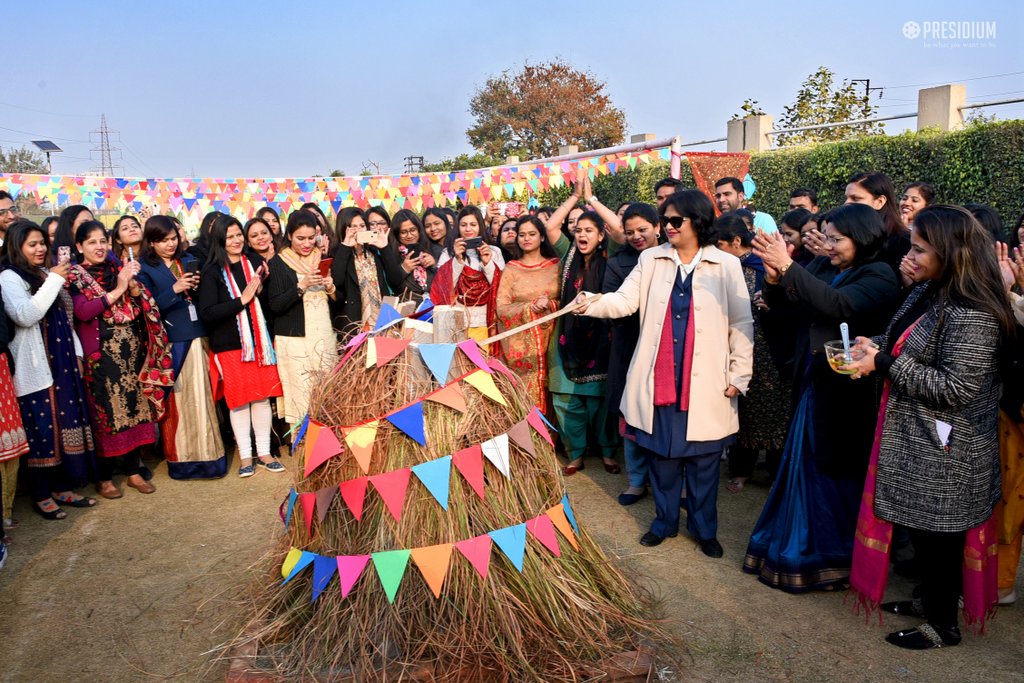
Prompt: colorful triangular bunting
<box><xmin>506</xmin><ymin>419</ymin><xmax>536</xmax><ymax>458</ymax></box>
<box><xmin>488</xmin><ymin>523</ymin><xmax>528</xmax><ymax>572</ymax></box>
<box><xmin>369</xmin><ymin>468</ymin><xmax>412</xmax><ymax>521</ymax></box>
<box><xmin>283</xmin><ymin>488</ymin><xmax>298</xmax><ymax>527</ymax></box>
<box><xmin>385</xmin><ymin>401</ymin><xmax>426</xmax><ymax>446</ymax></box>
<box><xmin>418</xmin><ymin>343</ymin><xmax>457</xmax><ymax>385</ymax></box>
<box><xmin>464</xmin><ymin>370</ymin><xmax>507</xmax><ymax>406</ymax></box>
<box><xmin>526</xmin><ymin>514</ymin><xmax>561</xmax><ymax>557</ymax></box>
<box><xmin>299</xmin><ymin>492</ymin><xmax>316</xmax><ymax>535</ymax></box>
<box><xmin>372</xmin><ymin>549</ymin><xmax>412</xmax><ymax>604</ymax></box>
<box><xmin>561</xmin><ymin>493</ymin><xmax>579</xmax><ymax>533</ymax></box>
<box><xmin>452</xmin><ymin>445</ymin><xmax>485</xmax><ymax>499</ymax></box>
<box><xmin>290</xmin><ymin>413</ymin><xmax>310</xmax><ymax>453</ymax></box>
<box><xmin>374</xmin><ymin>303</ymin><xmax>403</xmax><ymax>331</ymax></box>
<box><xmin>546</xmin><ymin>504</ymin><xmax>579</xmax><ymax>550</ymax></box>
<box><xmin>425</xmin><ymin>383</ymin><xmax>467</xmax><ymax>413</ymax></box>
<box><xmin>481</xmin><ymin>433</ymin><xmax>511</xmax><ymax>478</ymax></box>
<box><xmin>315</xmin><ymin>485</ymin><xmax>337</xmax><ymax>522</ymax></box>
<box><xmin>454</xmin><ymin>534</ymin><xmax>492</xmax><ymax>580</ymax></box>
<box><xmin>526</xmin><ymin>408</ymin><xmax>554</xmax><ymax>446</ymax></box>
<box><xmin>374</xmin><ymin>337</ymin><xmax>412</xmax><ymax>366</ymax></box>
<box><xmin>311</xmin><ymin>554</ymin><xmax>338</xmax><ymax>602</ymax></box>
<box><xmin>342</xmin><ymin>420</ymin><xmax>379</xmax><ymax>474</ymax></box>
<box><xmin>282</xmin><ymin>549</ymin><xmax>316</xmax><ymax>584</ymax></box>
<box><xmin>410</xmin><ymin>455</ymin><xmax>452</xmax><ymax>510</ymax></box>
<box><xmin>304</xmin><ymin>422</ymin><xmax>344</xmax><ymax>477</ymax></box>
<box><xmin>339</xmin><ymin>332</ymin><xmax>368</xmax><ymax>366</ymax></box>
<box><xmin>337</xmin><ymin>554</ymin><xmax>371</xmax><ymax>598</ymax></box>
<box><xmin>457</xmin><ymin>339</ymin><xmax>493</xmax><ymax>374</ymax></box>
<box><xmin>410</xmin><ymin>543</ymin><xmax>454</xmax><ymax>599</ymax></box>
<box><xmin>338</xmin><ymin>476</ymin><xmax>368</xmax><ymax>521</ymax></box>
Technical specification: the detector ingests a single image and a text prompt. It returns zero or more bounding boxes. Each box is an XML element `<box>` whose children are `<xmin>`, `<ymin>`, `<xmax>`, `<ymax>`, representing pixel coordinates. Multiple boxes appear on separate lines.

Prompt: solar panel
<box><xmin>31</xmin><ymin>140</ymin><xmax>62</xmax><ymax>152</ymax></box>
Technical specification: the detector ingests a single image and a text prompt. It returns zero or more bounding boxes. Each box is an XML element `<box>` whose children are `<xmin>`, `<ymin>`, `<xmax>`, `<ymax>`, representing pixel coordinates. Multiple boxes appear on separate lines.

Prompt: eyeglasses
<box><xmin>398</xmin><ymin>228</ymin><xmax>418</xmax><ymax>236</ymax></box>
<box><xmin>0</xmin><ymin>206</ymin><xmax>20</xmax><ymax>217</ymax></box>
<box><xmin>821</xmin><ymin>233</ymin><xmax>847</xmax><ymax>246</ymax></box>
<box><xmin>659</xmin><ymin>215</ymin><xmax>689</xmax><ymax>229</ymax></box>
<box><xmin>367</xmin><ymin>220</ymin><xmax>388</xmax><ymax>229</ymax></box>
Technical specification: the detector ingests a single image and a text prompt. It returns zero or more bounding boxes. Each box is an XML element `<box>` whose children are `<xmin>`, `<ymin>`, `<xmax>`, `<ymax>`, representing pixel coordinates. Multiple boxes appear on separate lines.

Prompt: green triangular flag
<box><xmin>371</xmin><ymin>549</ymin><xmax>412</xmax><ymax>604</ymax></box>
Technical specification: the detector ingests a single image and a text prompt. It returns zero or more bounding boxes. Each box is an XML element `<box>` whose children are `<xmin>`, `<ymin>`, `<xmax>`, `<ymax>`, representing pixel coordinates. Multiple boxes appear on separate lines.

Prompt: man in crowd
<box><xmin>788</xmin><ymin>187</ymin><xmax>820</xmax><ymax>213</ymax></box>
<box><xmin>714</xmin><ymin>177</ymin><xmax>777</xmax><ymax>232</ymax></box>
<box><xmin>0</xmin><ymin>191</ymin><xmax>19</xmax><ymax>246</ymax></box>
<box><xmin>654</xmin><ymin>177</ymin><xmax>682</xmax><ymax>206</ymax></box>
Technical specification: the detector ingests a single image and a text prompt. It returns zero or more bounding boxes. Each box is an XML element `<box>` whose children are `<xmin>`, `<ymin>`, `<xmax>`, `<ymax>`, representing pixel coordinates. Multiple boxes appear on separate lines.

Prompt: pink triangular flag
<box><xmin>454</xmin><ymin>534</ymin><xmax>493</xmax><ymax>580</ymax></box>
<box><xmin>336</xmin><ymin>554</ymin><xmax>371</xmax><ymax>599</ymax></box>
<box><xmin>526</xmin><ymin>408</ymin><xmax>554</xmax><ymax>446</ymax></box>
<box><xmin>506</xmin><ymin>419</ymin><xmax>536</xmax><ymax>457</ymax></box>
<box><xmin>374</xmin><ymin>337</ymin><xmax>412</xmax><ymax>366</ymax></box>
<box><xmin>425</xmin><ymin>383</ymin><xmax>467</xmax><ymax>413</ymax></box>
<box><xmin>488</xmin><ymin>358</ymin><xmax>518</xmax><ymax>383</ymax></box>
<box><xmin>339</xmin><ymin>332</ymin><xmax>368</xmax><ymax>366</ymax></box>
<box><xmin>451</xmin><ymin>444</ymin><xmax>486</xmax><ymax>499</ymax></box>
<box><xmin>304</xmin><ymin>422</ymin><xmax>344</xmax><ymax>477</ymax></box>
<box><xmin>369</xmin><ymin>468</ymin><xmax>412</xmax><ymax>522</ymax></box>
<box><xmin>339</xmin><ymin>477</ymin><xmax>368</xmax><ymax>522</ymax></box>
<box><xmin>299</xmin><ymin>492</ymin><xmax>316</xmax><ymax>535</ymax></box>
<box><xmin>315</xmin><ymin>485</ymin><xmax>337</xmax><ymax>522</ymax></box>
<box><xmin>526</xmin><ymin>514</ymin><xmax>561</xmax><ymax>557</ymax></box>
<box><xmin>457</xmin><ymin>339</ymin><xmax>493</xmax><ymax>374</ymax></box>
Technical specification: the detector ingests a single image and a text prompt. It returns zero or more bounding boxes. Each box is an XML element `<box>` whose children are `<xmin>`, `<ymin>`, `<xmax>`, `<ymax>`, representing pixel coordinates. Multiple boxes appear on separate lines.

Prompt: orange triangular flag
<box><xmin>374</xmin><ymin>337</ymin><xmax>412</xmax><ymax>366</ymax></box>
<box><xmin>304</xmin><ymin>422</ymin><xmax>344</xmax><ymax>477</ymax></box>
<box><xmin>410</xmin><ymin>543</ymin><xmax>454</xmax><ymax>598</ymax></box>
<box><xmin>303</xmin><ymin>420</ymin><xmax>323</xmax><ymax>471</ymax></box>
<box><xmin>545</xmin><ymin>504</ymin><xmax>579</xmax><ymax>550</ymax></box>
<box><xmin>342</xmin><ymin>420</ymin><xmax>379</xmax><ymax>474</ymax></box>
<box><xmin>424</xmin><ymin>383</ymin><xmax>467</xmax><ymax>413</ymax></box>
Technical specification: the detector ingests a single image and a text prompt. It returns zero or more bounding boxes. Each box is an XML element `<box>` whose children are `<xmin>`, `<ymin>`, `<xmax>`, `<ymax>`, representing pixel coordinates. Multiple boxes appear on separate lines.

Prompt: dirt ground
<box><xmin>0</xmin><ymin>453</ymin><xmax>1021</xmax><ymax>683</ymax></box>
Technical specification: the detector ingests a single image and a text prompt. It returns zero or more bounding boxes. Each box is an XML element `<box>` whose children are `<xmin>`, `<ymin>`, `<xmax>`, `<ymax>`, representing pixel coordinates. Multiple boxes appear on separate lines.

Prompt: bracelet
<box><xmin>778</xmin><ymin>261</ymin><xmax>793</xmax><ymax>277</ymax></box>
<box><xmin>589</xmin><ymin>196</ymin><xmax>600</xmax><ymax>205</ymax></box>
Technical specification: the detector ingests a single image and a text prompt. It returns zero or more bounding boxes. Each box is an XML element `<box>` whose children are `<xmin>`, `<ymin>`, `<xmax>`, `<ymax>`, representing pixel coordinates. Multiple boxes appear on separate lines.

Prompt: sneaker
<box><xmin>0</xmin><ymin>541</ymin><xmax>7</xmax><ymax>570</ymax></box>
<box><xmin>257</xmin><ymin>459</ymin><xmax>286</xmax><ymax>473</ymax></box>
<box><xmin>239</xmin><ymin>464</ymin><xmax>255</xmax><ymax>478</ymax></box>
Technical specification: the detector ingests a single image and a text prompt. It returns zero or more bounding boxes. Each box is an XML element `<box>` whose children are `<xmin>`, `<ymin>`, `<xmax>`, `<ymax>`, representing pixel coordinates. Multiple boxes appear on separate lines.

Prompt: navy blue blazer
<box><xmin>137</xmin><ymin>255</ymin><xmax>207</xmax><ymax>342</ymax></box>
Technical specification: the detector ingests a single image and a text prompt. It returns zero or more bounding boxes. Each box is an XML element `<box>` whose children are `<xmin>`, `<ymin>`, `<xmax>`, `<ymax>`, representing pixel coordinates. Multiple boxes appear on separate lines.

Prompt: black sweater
<box><xmin>330</xmin><ymin>243</ymin><xmax>388</xmax><ymax>332</ymax></box>
<box><xmin>197</xmin><ymin>254</ymin><xmax>271</xmax><ymax>353</ymax></box>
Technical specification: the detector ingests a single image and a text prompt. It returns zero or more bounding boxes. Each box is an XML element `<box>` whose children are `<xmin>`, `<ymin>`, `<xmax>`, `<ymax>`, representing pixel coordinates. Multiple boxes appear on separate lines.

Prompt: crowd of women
<box><xmin>0</xmin><ymin>169</ymin><xmax>1023</xmax><ymax>651</ymax></box>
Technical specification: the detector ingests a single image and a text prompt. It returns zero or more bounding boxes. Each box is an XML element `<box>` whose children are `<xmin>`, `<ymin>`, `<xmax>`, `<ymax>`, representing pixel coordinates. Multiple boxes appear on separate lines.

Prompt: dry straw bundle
<box><xmin>220</xmin><ymin>332</ymin><xmax>665</xmax><ymax>681</ymax></box>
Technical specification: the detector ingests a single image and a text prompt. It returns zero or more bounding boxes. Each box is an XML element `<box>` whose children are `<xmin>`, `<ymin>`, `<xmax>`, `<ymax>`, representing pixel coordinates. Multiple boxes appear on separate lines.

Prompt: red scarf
<box><xmin>653</xmin><ymin>292</ymin><xmax>695</xmax><ymax>410</ymax></box>
<box><xmin>850</xmin><ymin>318</ymin><xmax>998</xmax><ymax>632</ymax></box>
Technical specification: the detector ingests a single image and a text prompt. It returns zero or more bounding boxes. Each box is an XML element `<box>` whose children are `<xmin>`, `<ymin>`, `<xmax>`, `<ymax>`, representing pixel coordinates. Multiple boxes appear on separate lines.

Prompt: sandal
<box><xmin>53</xmin><ymin>492</ymin><xmax>98</xmax><ymax>508</ymax></box>
<box><xmin>726</xmin><ymin>478</ymin><xmax>746</xmax><ymax>493</ymax></box>
<box><xmin>602</xmin><ymin>459</ymin><xmax>621</xmax><ymax>474</ymax></box>
<box><xmin>34</xmin><ymin>499</ymin><xmax>68</xmax><ymax>520</ymax></box>
<box><xmin>562</xmin><ymin>460</ymin><xmax>585</xmax><ymax>476</ymax></box>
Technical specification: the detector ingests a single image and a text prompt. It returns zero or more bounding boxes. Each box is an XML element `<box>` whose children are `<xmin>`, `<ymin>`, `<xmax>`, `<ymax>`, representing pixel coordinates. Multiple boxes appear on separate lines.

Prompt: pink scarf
<box><xmin>850</xmin><ymin>318</ymin><xmax>998</xmax><ymax>633</ymax></box>
<box><xmin>653</xmin><ymin>293</ymin><xmax>695</xmax><ymax>410</ymax></box>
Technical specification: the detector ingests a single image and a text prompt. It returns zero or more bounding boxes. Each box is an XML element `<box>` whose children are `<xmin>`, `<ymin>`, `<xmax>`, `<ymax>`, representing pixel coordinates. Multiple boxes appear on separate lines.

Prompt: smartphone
<box><xmin>405</xmin><ymin>245</ymin><xmax>422</xmax><ymax>259</ymax></box>
<box><xmin>57</xmin><ymin>246</ymin><xmax>71</xmax><ymax>263</ymax></box>
<box><xmin>504</xmin><ymin>202</ymin><xmax>524</xmax><ymax>218</ymax></box>
<box><xmin>463</xmin><ymin>237</ymin><xmax>484</xmax><ymax>250</ymax></box>
<box><xmin>356</xmin><ymin>230</ymin><xmax>375</xmax><ymax>244</ymax></box>
<box><xmin>185</xmin><ymin>260</ymin><xmax>201</xmax><ymax>275</ymax></box>
<box><xmin>317</xmin><ymin>258</ymin><xmax>334</xmax><ymax>277</ymax></box>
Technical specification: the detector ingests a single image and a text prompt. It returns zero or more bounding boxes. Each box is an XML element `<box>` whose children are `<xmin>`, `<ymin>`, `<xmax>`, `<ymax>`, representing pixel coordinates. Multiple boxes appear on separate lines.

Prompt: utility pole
<box><xmin>90</xmin><ymin>114</ymin><xmax>123</xmax><ymax>176</ymax></box>
<box><xmin>851</xmin><ymin>79</ymin><xmax>884</xmax><ymax>106</ymax></box>
<box><xmin>403</xmin><ymin>155</ymin><xmax>424</xmax><ymax>173</ymax></box>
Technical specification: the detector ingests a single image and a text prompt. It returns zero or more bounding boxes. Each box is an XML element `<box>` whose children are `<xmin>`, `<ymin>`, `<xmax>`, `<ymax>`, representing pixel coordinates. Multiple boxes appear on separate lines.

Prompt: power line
<box><xmin>880</xmin><ymin>70</ymin><xmax>1024</xmax><ymax>90</ymax></box>
<box><xmin>0</xmin><ymin>125</ymin><xmax>89</xmax><ymax>144</ymax></box>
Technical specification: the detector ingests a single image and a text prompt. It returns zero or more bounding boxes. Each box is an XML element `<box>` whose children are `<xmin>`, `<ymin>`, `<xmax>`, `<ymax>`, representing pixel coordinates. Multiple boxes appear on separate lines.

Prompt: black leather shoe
<box><xmin>698</xmin><ymin>538</ymin><xmax>724</xmax><ymax>558</ymax></box>
<box><xmin>617</xmin><ymin>489</ymin><xmax>648</xmax><ymax>506</ymax></box>
<box><xmin>640</xmin><ymin>532</ymin><xmax>664</xmax><ymax>547</ymax></box>
<box><xmin>886</xmin><ymin>624</ymin><xmax>961</xmax><ymax>649</ymax></box>
<box><xmin>881</xmin><ymin>599</ymin><xmax>926</xmax><ymax>618</ymax></box>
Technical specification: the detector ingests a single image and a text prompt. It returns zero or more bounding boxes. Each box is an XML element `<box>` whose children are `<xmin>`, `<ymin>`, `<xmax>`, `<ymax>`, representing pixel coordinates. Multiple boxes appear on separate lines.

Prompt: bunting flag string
<box><xmin>289</xmin><ymin>419</ymin><xmax>543</xmax><ymax>528</ymax></box>
<box><xmin>0</xmin><ymin>146</ymin><xmax>673</xmax><ymax>220</ymax></box>
<box><xmin>281</xmin><ymin>497</ymin><xmax>579</xmax><ymax>602</ymax></box>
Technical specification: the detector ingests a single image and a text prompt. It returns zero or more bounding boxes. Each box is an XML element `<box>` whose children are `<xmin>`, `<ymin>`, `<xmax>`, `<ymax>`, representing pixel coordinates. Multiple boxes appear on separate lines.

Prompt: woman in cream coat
<box><xmin>576</xmin><ymin>190</ymin><xmax>753</xmax><ymax>555</ymax></box>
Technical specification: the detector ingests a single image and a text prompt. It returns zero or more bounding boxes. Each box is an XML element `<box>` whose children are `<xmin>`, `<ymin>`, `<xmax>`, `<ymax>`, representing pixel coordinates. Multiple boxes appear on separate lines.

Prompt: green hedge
<box><xmin>538</xmin><ymin>120</ymin><xmax>1024</xmax><ymax>232</ymax></box>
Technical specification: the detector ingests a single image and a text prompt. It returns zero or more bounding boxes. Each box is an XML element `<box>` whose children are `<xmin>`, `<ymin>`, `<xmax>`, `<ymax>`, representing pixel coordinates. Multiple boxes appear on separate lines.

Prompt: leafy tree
<box><xmin>466</xmin><ymin>59</ymin><xmax>626</xmax><ymax>159</ymax></box>
<box><xmin>328</xmin><ymin>169</ymin><xmax>346</xmax><ymax>177</ymax></box>
<box><xmin>775</xmin><ymin>67</ymin><xmax>884</xmax><ymax>146</ymax></box>
<box><xmin>422</xmin><ymin>152</ymin><xmax>503</xmax><ymax>172</ymax></box>
<box><xmin>731</xmin><ymin>99</ymin><xmax>766</xmax><ymax>120</ymax></box>
<box><xmin>0</xmin><ymin>146</ymin><xmax>49</xmax><ymax>173</ymax></box>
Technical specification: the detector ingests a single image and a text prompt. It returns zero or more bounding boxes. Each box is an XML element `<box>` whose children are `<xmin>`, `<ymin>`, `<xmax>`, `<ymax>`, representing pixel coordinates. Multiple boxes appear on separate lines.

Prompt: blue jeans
<box><xmin>623</xmin><ymin>439</ymin><xmax>649</xmax><ymax>488</ymax></box>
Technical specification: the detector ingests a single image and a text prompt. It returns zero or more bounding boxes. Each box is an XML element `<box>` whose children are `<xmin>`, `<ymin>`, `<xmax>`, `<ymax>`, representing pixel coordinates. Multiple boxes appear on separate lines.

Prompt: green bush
<box><xmin>537</xmin><ymin>120</ymin><xmax>1024</xmax><ymax>233</ymax></box>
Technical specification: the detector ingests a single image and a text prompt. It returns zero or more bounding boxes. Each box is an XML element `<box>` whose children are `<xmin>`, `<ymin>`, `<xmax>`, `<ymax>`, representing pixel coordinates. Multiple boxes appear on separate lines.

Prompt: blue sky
<box><xmin>2</xmin><ymin>1</ymin><xmax>1021</xmax><ymax>178</ymax></box>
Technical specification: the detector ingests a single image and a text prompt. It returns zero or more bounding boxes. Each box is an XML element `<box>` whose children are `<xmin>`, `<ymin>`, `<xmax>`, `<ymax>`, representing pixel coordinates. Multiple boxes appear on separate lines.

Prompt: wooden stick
<box><xmin>478</xmin><ymin>294</ymin><xmax>600</xmax><ymax>347</ymax></box>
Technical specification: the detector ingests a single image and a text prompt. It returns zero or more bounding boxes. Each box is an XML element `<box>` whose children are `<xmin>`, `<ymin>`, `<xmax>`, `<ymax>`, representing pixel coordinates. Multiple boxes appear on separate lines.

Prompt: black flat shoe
<box><xmin>886</xmin><ymin>624</ymin><xmax>961</xmax><ymax>650</ymax></box>
<box><xmin>698</xmin><ymin>538</ymin><xmax>724</xmax><ymax>558</ymax></box>
<box><xmin>882</xmin><ymin>599</ymin><xmax>926</xmax><ymax>618</ymax></box>
<box><xmin>640</xmin><ymin>532</ymin><xmax>665</xmax><ymax>547</ymax></box>
<box><xmin>617</xmin><ymin>489</ymin><xmax>648</xmax><ymax>506</ymax></box>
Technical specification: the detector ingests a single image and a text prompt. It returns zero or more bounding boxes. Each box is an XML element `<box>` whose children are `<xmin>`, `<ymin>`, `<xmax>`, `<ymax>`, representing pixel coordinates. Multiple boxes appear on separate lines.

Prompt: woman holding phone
<box><xmin>137</xmin><ymin>215</ymin><xmax>226</xmax><ymax>479</ymax></box>
<box><xmin>331</xmin><ymin>207</ymin><xmax>389</xmax><ymax>333</ymax></box>
<box><xmin>383</xmin><ymin>210</ymin><xmax>436</xmax><ymax>303</ymax></box>
<box><xmin>199</xmin><ymin>215</ymin><xmax>284</xmax><ymax>477</ymax></box>
<box><xmin>110</xmin><ymin>214</ymin><xmax>145</xmax><ymax>263</ymax></box>
<box><xmin>267</xmin><ymin>210</ymin><xmax>339</xmax><ymax>426</ymax></box>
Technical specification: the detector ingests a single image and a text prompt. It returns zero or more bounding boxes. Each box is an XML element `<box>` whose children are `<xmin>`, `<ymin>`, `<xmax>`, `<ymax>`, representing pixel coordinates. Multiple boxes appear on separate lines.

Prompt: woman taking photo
<box><xmin>268</xmin><ymin>210</ymin><xmax>339</xmax><ymax>426</ymax></box>
<box><xmin>576</xmin><ymin>190</ymin><xmax>753</xmax><ymax>555</ymax></box>
<box><xmin>846</xmin><ymin>205</ymin><xmax>1010</xmax><ymax>649</ymax></box>
<box><xmin>51</xmin><ymin>205</ymin><xmax>95</xmax><ymax>262</ymax></box>
<box><xmin>1</xmin><ymin>220</ymin><xmax>97</xmax><ymax>518</ymax></box>
<box><xmin>67</xmin><ymin>221</ymin><xmax>174</xmax><ymax>498</ymax></box>
<box><xmin>604</xmin><ymin>202</ymin><xmax>661</xmax><ymax>505</ymax></box>
<box><xmin>110</xmin><ymin>214</ymin><xmax>144</xmax><ymax>262</ymax></box>
<box><xmin>331</xmin><ymin>207</ymin><xmax>389</xmax><ymax>332</ymax></box>
<box><xmin>430</xmin><ymin>206</ymin><xmax>504</xmax><ymax>342</ymax></box>
<box><xmin>137</xmin><ymin>215</ymin><xmax>226</xmax><ymax>479</ymax></box>
<box><xmin>198</xmin><ymin>215</ymin><xmax>285</xmax><ymax>477</ymax></box>
<box><xmin>421</xmin><ymin>208</ymin><xmax>452</xmax><ymax>259</ymax></box>
<box><xmin>494</xmin><ymin>216</ymin><xmax>562</xmax><ymax>411</ymax></box>
<box><xmin>714</xmin><ymin>214</ymin><xmax>790</xmax><ymax>492</ymax></box>
<box><xmin>299</xmin><ymin>202</ymin><xmax>335</xmax><ymax>257</ymax></box>
<box><xmin>383</xmin><ymin>209</ymin><xmax>436</xmax><ymax>303</ymax></box>
<box><xmin>744</xmin><ymin>204</ymin><xmax>900</xmax><ymax>591</ymax></box>
<box><xmin>244</xmin><ymin>216</ymin><xmax>278</xmax><ymax>261</ymax></box>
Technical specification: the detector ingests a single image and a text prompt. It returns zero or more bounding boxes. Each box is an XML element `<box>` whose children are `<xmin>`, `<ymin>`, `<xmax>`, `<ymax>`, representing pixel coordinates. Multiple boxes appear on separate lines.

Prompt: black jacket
<box><xmin>601</xmin><ymin>245</ymin><xmax>641</xmax><ymax>417</ymax></box>
<box><xmin>197</xmin><ymin>254</ymin><xmax>271</xmax><ymax>352</ymax></box>
<box><xmin>330</xmin><ymin>243</ymin><xmax>388</xmax><ymax>333</ymax></box>
<box><xmin>381</xmin><ymin>244</ymin><xmax>436</xmax><ymax>303</ymax></box>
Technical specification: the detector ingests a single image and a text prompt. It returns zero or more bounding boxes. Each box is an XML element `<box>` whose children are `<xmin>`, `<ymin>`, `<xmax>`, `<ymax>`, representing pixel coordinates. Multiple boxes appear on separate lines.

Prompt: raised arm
<box><xmin>544</xmin><ymin>169</ymin><xmax>585</xmax><ymax>247</ymax></box>
<box><xmin>0</xmin><ymin>271</ymin><xmax>66</xmax><ymax>328</ymax></box>
<box><xmin>584</xmin><ymin>176</ymin><xmax>623</xmax><ymax>245</ymax></box>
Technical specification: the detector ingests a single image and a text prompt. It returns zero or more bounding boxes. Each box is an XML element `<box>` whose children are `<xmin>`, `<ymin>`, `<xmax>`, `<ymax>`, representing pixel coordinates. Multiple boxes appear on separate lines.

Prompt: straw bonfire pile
<box><xmin>219</xmin><ymin>327</ymin><xmax>665</xmax><ymax>681</ymax></box>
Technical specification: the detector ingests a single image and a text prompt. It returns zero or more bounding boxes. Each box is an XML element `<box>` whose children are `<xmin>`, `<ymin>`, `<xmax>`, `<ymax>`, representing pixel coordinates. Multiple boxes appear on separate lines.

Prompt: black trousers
<box><xmin>26</xmin><ymin>465</ymin><xmax>70</xmax><ymax>503</ymax></box>
<box><xmin>909</xmin><ymin>527</ymin><xmax>967</xmax><ymax>630</ymax></box>
<box><xmin>728</xmin><ymin>445</ymin><xmax>782</xmax><ymax>479</ymax></box>
<box><xmin>97</xmin><ymin>452</ymin><xmax>142</xmax><ymax>481</ymax></box>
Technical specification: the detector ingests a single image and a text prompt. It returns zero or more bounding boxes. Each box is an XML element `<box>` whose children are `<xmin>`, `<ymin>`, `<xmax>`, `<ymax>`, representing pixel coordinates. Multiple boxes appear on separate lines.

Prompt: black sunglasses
<box><xmin>659</xmin><ymin>215</ymin><xmax>688</xmax><ymax>229</ymax></box>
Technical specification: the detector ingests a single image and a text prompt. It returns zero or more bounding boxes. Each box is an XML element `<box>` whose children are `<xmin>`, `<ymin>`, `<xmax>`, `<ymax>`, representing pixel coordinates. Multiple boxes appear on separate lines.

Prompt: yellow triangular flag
<box><xmin>281</xmin><ymin>547</ymin><xmax>302</xmax><ymax>578</ymax></box>
<box><xmin>365</xmin><ymin>337</ymin><xmax>379</xmax><ymax>368</ymax></box>
<box><xmin>343</xmin><ymin>420</ymin><xmax>380</xmax><ymax>474</ymax></box>
<box><xmin>463</xmin><ymin>370</ymin><xmax>508</xmax><ymax>406</ymax></box>
<box><xmin>410</xmin><ymin>543</ymin><xmax>454</xmax><ymax>599</ymax></box>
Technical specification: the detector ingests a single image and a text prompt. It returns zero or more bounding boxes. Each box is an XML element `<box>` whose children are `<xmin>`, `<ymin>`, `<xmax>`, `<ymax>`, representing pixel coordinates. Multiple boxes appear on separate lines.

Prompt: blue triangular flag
<box><xmin>282</xmin><ymin>550</ymin><xmax>316</xmax><ymax>585</ymax></box>
<box><xmin>311</xmin><ymin>554</ymin><xmax>338</xmax><ymax>602</ymax></box>
<box><xmin>374</xmin><ymin>303</ymin><xmax>403</xmax><ymax>331</ymax></box>
<box><xmin>283</xmin><ymin>488</ymin><xmax>298</xmax><ymax>527</ymax></box>
<box><xmin>560</xmin><ymin>494</ymin><xmax>579</xmax><ymax>534</ymax></box>
<box><xmin>385</xmin><ymin>401</ymin><xmax>426</xmax><ymax>446</ymax></box>
<box><xmin>535</xmin><ymin>407</ymin><xmax>558</xmax><ymax>432</ymax></box>
<box><xmin>414</xmin><ymin>295</ymin><xmax>433</xmax><ymax>323</ymax></box>
<box><xmin>290</xmin><ymin>414</ymin><xmax>310</xmax><ymax>454</ymax></box>
<box><xmin>411</xmin><ymin>455</ymin><xmax>452</xmax><ymax>511</ymax></box>
<box><xmin>488</xmin><ymin>523</ymin><xmax>528</xmax><ymax>572</ymax></box>
<box><xmin>418</xmin><ymin>344</ymin><xmax>457</xmax><ymax>385</ymax></box>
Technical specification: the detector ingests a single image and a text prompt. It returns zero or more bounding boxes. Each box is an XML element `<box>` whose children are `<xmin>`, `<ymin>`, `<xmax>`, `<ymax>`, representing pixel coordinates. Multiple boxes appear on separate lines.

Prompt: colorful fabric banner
<box><xmin>480</xmin><ymin>433</ymin><xmax>511</xmax><ymax>478</ymax></box>
<box><xmin>424</xmin><ymin>383</ymin><xmax>467</xmax><ymax>413</ymax></box>
<box><xmin>457</xmin><ymin>339</ymin><xmax>493</xmax><ymax>374</ymax></box>
<box><xmin>452</xmin><ymin>445</ymin><xmax>486</xmax><ymax>500</ymax></box>
<box><xmin>315</xmin><ymin>485</ymin><xmax>337</xmax><ymax>522</ymax></box>
<box><xmin>454</xmin><ymin>534</ymin><xmax>493</xmax><ymax>580</ymax></box>
<box><xmin>311</xmin><ymin>554</ymin><xmax>338</xmax><ymax>602</ymax></box>
<box><xmin>374</xmin><ymin>303</ymin><xmax>403</xmax><ymax>332</ymax></box>
<box><xmin>372</xmin><ymin>337</ymin><xmax>411</xmax><ymax>366</ymax></box>
<box><xmin>304</xmin><ymin>421</ymin><xmax>344</xmax><ymax>476</ymax></box>
<box><xmin>342</xmin><ymin>421</ymin><xmax>379</xmax><ymax>474</ymax></box>
<box><xmin>464</xmin><ymin>370</ymin><xmax>507</xmax><ymax>406</ymax></box>
<box><xmin>526</xmin><ymin>514</ymin><xmax>561</xmax><ymax>557</ymax></box>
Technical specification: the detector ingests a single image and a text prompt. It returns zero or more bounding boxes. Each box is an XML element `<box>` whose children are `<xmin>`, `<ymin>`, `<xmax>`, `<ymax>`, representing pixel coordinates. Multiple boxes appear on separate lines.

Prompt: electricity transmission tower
<box><xmin>90</xmin><ymin>114</ymin><xmax>123</xmax><ymax>176</ymax></box>
<box><xmin>404</xmin><ymin>155</ymin><xmax>424</xmax><ymax>173</ymax></box>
